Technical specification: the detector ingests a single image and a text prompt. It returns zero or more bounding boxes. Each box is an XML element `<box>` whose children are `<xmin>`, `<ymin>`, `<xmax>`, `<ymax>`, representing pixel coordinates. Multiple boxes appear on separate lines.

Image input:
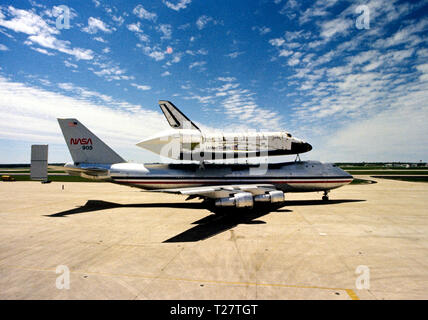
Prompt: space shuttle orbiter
<box><xmin>136</xmin><ymin>100</ymin><xmax>312</xmax><ymax>161</ymax></box>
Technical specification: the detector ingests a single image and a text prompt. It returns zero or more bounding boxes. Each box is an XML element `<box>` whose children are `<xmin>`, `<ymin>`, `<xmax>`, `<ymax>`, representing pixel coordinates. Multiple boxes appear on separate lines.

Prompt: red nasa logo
<box><xmin>70</xmin><ymin>138</ymin><xmax>93</xmax><ymax>150</ymax></box>
<box><xmin>70</xmin><ymin>138</ymin><xmax>92</xmax><ymax>145</ymax></box>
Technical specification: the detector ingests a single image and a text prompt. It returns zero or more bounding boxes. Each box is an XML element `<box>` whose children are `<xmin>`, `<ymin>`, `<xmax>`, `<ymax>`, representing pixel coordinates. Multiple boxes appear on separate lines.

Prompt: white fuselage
<box><xmin>65</xmin><ymin>161</ymin><xmax>353</xmax><ymax>192</ymax></box>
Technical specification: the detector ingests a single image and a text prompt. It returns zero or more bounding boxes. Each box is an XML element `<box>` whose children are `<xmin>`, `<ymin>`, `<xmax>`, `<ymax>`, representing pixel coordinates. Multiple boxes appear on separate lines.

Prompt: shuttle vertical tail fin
<box><xmin>57</xmin><ymin>118</ymin><xmax>125</xmax><ymax>164</ymax></box>
<box><xmin>158</xmin><ymin>100</ymin><xmax>201</xmax><ymax>131</ymax></box>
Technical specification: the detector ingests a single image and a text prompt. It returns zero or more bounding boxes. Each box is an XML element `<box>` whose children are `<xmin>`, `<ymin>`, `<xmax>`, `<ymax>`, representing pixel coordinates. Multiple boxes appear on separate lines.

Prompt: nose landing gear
<box><xmin>322</xmin><ymin>190</ymin><xmax>329</xmax><ymax>201</ymax></box>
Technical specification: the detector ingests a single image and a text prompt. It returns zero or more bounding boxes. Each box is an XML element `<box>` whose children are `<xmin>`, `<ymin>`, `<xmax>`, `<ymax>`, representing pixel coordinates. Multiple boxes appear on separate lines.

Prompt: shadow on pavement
<box><xmin>45</xmin><ymin>198</ymin><xmax>365</xmax><ymax>242</ymax></box>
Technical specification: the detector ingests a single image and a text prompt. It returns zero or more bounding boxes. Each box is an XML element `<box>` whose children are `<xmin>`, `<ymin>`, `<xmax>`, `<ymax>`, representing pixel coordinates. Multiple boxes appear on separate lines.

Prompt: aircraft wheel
<box><xmin>322</xmin><ymin>195</ymin><xmax>329</xmax><ymax>201</ymax></box>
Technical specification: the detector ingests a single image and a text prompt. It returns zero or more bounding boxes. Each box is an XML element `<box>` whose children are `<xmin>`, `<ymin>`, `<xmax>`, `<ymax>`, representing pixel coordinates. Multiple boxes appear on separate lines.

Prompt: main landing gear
<box><xmin>322</xmin><ymin>190</ymin><xmax>329</xmax><ymax>201</ymax></box>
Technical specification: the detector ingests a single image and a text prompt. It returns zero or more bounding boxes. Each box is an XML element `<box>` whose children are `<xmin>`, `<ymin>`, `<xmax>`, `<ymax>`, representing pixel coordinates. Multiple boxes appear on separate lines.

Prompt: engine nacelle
<box><xmin>253</xmin><ymin>194</ymin><xmax>270</xmax><ymax>202</ymax></box>
<box><xmin>215</xmin><ymin>197</ymin><xmax>235</xmax><ymax>207</ymax></box>
<box><xmin>269</xmin><ymin>190</ymin><xmax>285</xmax><ymax>203</ymax></box>
<box><xmin>234</xmin><ymin>192</ymin><xmax>254</xmax><ymax>208</ymax></box>
<box><xmin>254</xmin><ymin>190</ymin><xmax>285</xmax><ymax>203</ymax></box>
<box><xmin>215</xmin><ymin>192</ymin><xmax>254</xmax><ymax>208</ymax></box>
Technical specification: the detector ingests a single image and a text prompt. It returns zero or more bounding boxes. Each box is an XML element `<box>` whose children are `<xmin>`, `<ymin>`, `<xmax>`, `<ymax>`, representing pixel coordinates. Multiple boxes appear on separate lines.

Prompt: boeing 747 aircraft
<box><xmin>54</xmin><ymin>119</ymin><xmax>353</xmax><ymax>207</ymax></box>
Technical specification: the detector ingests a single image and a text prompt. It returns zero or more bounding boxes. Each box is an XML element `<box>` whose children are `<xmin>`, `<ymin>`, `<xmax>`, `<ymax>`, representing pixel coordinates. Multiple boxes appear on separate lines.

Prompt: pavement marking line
<box><xmin>345</xmin><ymin>289</ymin><xmax>360</xmax><ymax>300</ymax></box>
<box><xmin>1</xmin><ymin>264</ymin><xmax>360</xmax><ymax>300</ymax></box>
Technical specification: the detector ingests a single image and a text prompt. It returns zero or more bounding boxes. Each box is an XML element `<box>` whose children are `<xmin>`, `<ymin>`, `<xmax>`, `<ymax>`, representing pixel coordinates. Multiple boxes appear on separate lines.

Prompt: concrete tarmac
<box><xmin>0</xmin><ymin>177</ymin><xmax>427</xmax><ymax>300</ymax></box>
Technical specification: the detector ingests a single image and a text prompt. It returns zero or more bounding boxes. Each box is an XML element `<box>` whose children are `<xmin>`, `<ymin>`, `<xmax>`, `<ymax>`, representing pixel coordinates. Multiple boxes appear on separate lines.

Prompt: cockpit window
<box><xmin>286</xmin><ymin>133</ymin><xmax>292</xmax><ymax>138</ymax></box>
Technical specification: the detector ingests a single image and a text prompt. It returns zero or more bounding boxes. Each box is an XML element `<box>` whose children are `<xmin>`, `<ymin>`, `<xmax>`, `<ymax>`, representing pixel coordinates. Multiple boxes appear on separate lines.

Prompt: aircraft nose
<box><xmin>291</xmin><ymin>141</ymin><xmax>312</xmax><ymax>153</ymax></box>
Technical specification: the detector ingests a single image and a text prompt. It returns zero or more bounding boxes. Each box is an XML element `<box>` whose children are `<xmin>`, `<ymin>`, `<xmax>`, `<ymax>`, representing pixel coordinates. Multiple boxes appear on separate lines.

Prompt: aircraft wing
<box><xmin>150</xmin><ymin>184</ymin><xmax>277</xmax><ymax>199</ymax></box>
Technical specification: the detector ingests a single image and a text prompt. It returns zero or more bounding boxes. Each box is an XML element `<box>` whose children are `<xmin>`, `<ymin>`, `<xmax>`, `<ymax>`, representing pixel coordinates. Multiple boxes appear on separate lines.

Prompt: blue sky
<box><xmin>0</xmin><ymin>0</ymin><xmax>427</xmax><ymax>163</ymax></box>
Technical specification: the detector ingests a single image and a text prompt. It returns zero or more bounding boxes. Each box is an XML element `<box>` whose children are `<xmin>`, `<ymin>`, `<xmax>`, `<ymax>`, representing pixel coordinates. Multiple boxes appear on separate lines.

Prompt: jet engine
<box><xmin>254</xmin><ymin>191</ymin><xmax>285</xmax><ymax>203</ymax></box>
<box><xmin>215</xmin><ymin>192</ymin><xmax>254</xmax><ymax>208</ymax></box>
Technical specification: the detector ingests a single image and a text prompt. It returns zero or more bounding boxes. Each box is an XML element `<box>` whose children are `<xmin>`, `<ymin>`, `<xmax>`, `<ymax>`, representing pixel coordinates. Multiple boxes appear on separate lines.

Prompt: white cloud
<box><xmin>161</xmin><ymin>71</ymin><xmax>171</xmax><ymax>77</ymax></box>
<box><xmin>0</xmin><ymin>76</ymin><xmax>169</xmax><ymax>162</ymax></box>
<box><xmin>0</xmin><ymin>6</ymin><xmax>58</xmax><ymax>35</ymax></box>
<box><xmin>171</xmin><ymin>53</ymin><xmax>182</xmax><ymax>63</ymax></box>
<box><xmin>127</xmin><ymin>23</ymin><xmax>141</xmax><ymax>33</ymax></box>
<box><xmin>416</xmin><ymin>63</ymin><xmax>428</xmax><ymax>81</ymax></box>
<box><xmin>279</xmin><ymin>49</ymin><xmax>293</xmax><ymax>57</ymax></box>
<box><xmin>157</xmin><ymin>24</ymin><xmax>172</xmax><ymax>40</ymax></box>
<box><xmin>58</xmin><ymin>82</ymin><xmax>112</xmax><ymax>103</ymax></box>
<box><xmin>30</xmin><ymin>46</ymin><xmax>55</xmax><ymax>56</ymax></box>
<box><xmin>183</xmin><ymin>79</ymin><xmax>283</xmax><ymax>130</ymax></box>
<box><xmin>189</xmin><ymin>61</ymin><xmax>206</xmax><ymax>69</ymax></box>
<box><xmin>319</xmin><ymin>87</ymin><xmax>428</xmax><ymax>162</ymax></box>
<box><xmin>112</xmin><ymin>15</ymin><xmax>125</xmax><ymax>26</ymax></box>
<box><xmin>196</xmin><ymin>15</ymin><xmax>213</xmax><ymax>30</ymax></box>
<box><xmin>0</xmin><ymin>6</ymin><xmax>93</xmax><ymax>60</ymax></box>
<box><xmin>216</xmin><ymin>87</ymin><xmax>281</xmax><ymax>129</ymax></box>
<box><xmin>298</xmin><ymin>0</ymin><xmax>338</xmax><ymax>24</ymax></box>
<box><xmin>140</xmin><ymin>45</ymin><xmax>165</xmax><ymax>61</ymax></box>
<box><xmin>92</xmin><ymin>64</ymin><xmax>134</xmax><ymax>81</ymax></box>
<box><xmin>82</xmin><ymin>17</ymin><xmax>112</xmax><ymax>34</ymax></box>
<box><xmin>93</xmin><ymin>36</ymin><xmax>107</xmax><ymax>43</ymax></box>
<box><xmin>186</xmin><ymin>48</ymin><xmax>208</xmax><ymax>56</ymax></box>
<box><xmin>320</xmin><ymin>17</ymin><xmax>352</xmax><ymax>39</ymax></box>
<box><xmin>217</xmin><ymin>77</ymin><xmax>237</xmax><ymax>82</ymax></box>
<box><xmin>131</xmin><ymin>83</ymin><xmax>151</xmax><ymax>91</ymax></box>
<box><xmin>133</xmin><ymin>5</ymin><xmax>157</xmax><ymax>21</ymax></box>
<box><xmin>269</xmin><ymin>38</ymin><xmax>285</xmax><ymax>47</ymax></box>
<box><xmin>0</xmin><ymin>43</ymin><xmax>9</xmax><ymax>51</ymax></box>
<box><xmin>163</xmin><ymin>0</ymin><xmax>192</xmax><ymax>11</ymax></box>
<box><xmin>127</xmin><ymin>22</ymin><xmax>150</xmax><ymax>42</ymax></box>
<box><xmin>252</xmin><ymin>26</ymin><xmax>271</xmax><ymax>35</ymax></box>
<box><xmin>226</xmin><ymin>51</ymin><xmax>244</xmax><ymax>59</ymax></box>
<box><xmin>46</xmin><ymin>6</ymin><xmax>78</xmax><ymax>20</ymax></box>
<box><xmin>26</xmin><ymin>34</ymin><xmax>94</xmax><ymax>60</ymax></box>
<box><xmin>374</xmin><ymin>18</ymin><xmax>428</xmax><ymax>48</ymax></box>
<box><xmin>64</xmin><ymin>60</ymin><xmax>78</xmax><ymax>68</ymax></box>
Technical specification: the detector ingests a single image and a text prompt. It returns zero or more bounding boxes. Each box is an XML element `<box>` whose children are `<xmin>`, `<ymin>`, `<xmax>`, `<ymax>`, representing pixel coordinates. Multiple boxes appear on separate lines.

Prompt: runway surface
<box><xmin>0</xmin><ymin>177</ymin><xmax>427</xmax><ymax>299</ymax></box>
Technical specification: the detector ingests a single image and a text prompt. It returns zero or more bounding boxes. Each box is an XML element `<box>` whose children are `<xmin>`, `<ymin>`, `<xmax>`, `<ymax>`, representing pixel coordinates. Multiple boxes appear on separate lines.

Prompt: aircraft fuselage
<box><xmin>66</xmin><ymin>160</ymin><xmax>353</xmax><ymax>193</ymax></box>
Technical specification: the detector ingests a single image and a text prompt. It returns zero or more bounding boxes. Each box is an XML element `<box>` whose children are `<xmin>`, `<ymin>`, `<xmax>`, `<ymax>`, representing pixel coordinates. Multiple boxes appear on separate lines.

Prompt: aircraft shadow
<box><xmin>163</xmin><ymin>203</ymin><xmax>290</xmax><ymax>242</ymax></box>
<box><xmin>45</xmin><ymin>198</ymin><xmax>365</xmax><ymax>242</ymax></box>
<box><xmin>45</xmin><ymin>200</ymin><xmax>208</xmax><ymax>217</ymax></box>
<box><xmin>284</xmin><ymin>199</ymin><xmax>365</xmax><ymax>207</ymax></box>
<box><xmin>163</xmin><ymin>199</ymin><xmax>365</xmax><ymax>242</ymax></box>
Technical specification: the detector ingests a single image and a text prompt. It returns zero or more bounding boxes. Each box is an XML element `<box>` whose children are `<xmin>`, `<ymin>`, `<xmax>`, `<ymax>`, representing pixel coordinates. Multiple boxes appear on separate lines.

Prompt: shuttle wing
<box><xmin>151</xmin><ymin>184</ymin><xmax>277</xmax><ymax>199</ymax></box>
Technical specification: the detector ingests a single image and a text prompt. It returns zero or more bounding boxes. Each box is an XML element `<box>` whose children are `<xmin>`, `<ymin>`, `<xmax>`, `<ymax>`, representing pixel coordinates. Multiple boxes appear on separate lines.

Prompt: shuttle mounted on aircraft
<box><xmin>136</xmin><ymin>101</ymin><xmax>312</xmax><ymax>162</ymax></box>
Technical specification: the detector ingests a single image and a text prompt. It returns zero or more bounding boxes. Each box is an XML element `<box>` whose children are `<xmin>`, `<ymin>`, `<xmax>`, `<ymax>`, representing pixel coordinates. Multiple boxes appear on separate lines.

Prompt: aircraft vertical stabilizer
<box><xmin>57</xmin><ymin>118</ymin><xmax>125</xmax><ymax>164</ymax></box>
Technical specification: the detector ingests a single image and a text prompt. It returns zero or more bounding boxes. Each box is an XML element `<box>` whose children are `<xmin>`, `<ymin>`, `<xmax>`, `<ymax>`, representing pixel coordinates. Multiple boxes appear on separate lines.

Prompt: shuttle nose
<box><xmin>291</xmin><ymin>141</ymin><xmax>312</xmax><ymax>154</ymax></box>
<box><xmin>303</xmin><ymin>142</ymin><xmax>312</xmax><ymax>152</ymax></box>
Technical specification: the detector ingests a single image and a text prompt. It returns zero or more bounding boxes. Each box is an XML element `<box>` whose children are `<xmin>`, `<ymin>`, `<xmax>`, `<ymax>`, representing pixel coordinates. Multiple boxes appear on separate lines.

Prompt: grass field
<box><xmin>340</xmin><ymin>166</ymin><xmax>428</xmax><ymax>170</ymax></box>
<box><xmin>344</xmin><ymin>170</ymin><xmax>428</xmax><ymax>175</ymax></box>
<box><xmin>371</xmin><ymin>176</ymin><xmax>428</xmax><ymax>183</ymax></box>
<box><xmin>2</xmin><ymin>175</ymin><xmax>98</xmax><ymax>182</ymax></box>
<box><xmin>2</xmin><ymin>168</ymin><xmax>427</xmax><ymax>184</ymax></box>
